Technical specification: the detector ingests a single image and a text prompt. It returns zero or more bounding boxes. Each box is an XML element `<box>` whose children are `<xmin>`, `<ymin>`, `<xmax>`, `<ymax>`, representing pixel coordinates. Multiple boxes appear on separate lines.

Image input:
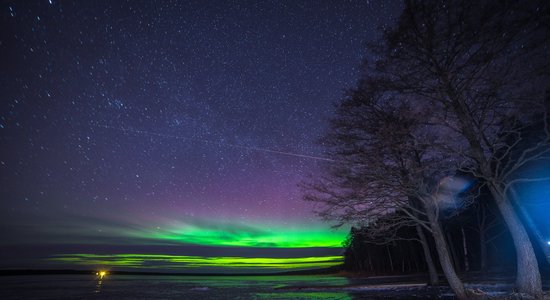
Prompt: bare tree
<box><xmin>364</xmin><ymin>1</ymin><xmax>550</xmax><ymax>296</ymax></box>
<box><xmin>306</xmin><ymin>1</ymin><xmax>549</xmax><ymax>297</ymax></box>
<box><xmin>304</xmin><ymin>88</ymin><xmax>474</xmax><ymax>299</ymax></box>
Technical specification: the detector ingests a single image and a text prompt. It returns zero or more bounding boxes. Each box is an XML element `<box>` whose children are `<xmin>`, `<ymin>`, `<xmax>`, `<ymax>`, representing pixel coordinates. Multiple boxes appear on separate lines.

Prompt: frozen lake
<box><xmin>1</xmin><ymin>274</ymin><xmax>356</xmax><ymax>299</ymax></box>
<box><xmin>3</xmin><ymin>273</ymin><xmax>532</xmax><ymax>299</ymax></box>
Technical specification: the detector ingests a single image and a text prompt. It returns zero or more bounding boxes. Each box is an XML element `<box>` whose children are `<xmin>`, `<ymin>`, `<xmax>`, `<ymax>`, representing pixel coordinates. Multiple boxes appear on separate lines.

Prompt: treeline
<box><xmin>341</xmin><ymin>199</ymin><xmax>518</xmax><ymax>275</ymax></box>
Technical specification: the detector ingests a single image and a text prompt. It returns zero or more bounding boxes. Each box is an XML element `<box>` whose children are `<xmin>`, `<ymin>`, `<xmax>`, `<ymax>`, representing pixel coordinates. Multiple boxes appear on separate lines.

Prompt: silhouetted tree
<box><xmin>364</xmin><ymin>1</ymin><xmax>550</xmax><ymax>296</ymax></box>
<box><xmin>306</xmin><ymin>0</ymin><xmax>550</xmax><ymax>298</ymax></box>
<box><xmin>304</xmin><ymin>90</ymin><xmax>475</xmax><ymax>298</ymax></box>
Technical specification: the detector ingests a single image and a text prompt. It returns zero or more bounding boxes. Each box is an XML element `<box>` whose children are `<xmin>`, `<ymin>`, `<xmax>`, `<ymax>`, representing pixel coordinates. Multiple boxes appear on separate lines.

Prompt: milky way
<box><xmin>0</xmin><ymin>0</ymin><xmax>402</xmax><ymax>272</ymax></box>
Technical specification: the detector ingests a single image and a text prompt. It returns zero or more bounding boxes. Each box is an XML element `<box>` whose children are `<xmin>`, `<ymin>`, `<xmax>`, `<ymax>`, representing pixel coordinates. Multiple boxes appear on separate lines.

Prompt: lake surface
<box><xmin>2</xmin><ymin>271</ymin><xmax>544</xmax><ymax>299</ymax></box>
<box><xmin>0</xmin><ymin>274</ymin><xmax>358</xmax><ymax>299</ymax></box>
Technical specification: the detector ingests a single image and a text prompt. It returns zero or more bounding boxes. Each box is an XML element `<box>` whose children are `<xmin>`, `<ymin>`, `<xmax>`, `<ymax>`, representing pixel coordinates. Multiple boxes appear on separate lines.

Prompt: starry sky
<box><xmin>0</xmin><ymin>0</ymin><xmax>402</xmax><ymax>272</ymax></box>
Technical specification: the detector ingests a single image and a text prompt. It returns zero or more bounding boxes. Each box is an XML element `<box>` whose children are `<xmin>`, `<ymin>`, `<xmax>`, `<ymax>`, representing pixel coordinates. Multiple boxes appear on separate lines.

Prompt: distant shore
<box><xmin>0</xmin><ymin>266</ymin><xmax>342</xmax><ymax>277</ymax></box>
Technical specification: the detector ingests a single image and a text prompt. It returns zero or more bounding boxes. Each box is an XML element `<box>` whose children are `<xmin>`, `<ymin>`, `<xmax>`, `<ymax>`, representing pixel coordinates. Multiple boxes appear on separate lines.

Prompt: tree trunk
<box><xmin>461</xmin><ymin>227</ymin><xmax>470</xmax><ymax>272</ymax></box>
<box><xmin>351</xmin><ymin>245</ymin><xmax>361</xmax><ymax>272</ymax></box>
<box><xmin>490</xmin><ymin>184</ymin><xmax>542</xmax><ymax>297</ymax></box>
<box><xmin>425</xmin><ymin>206</ymin><xmax>468</xmax><ymax>300</ymax></box>
<box><xmin>511</xmin><ymin>188</ymin><xmax>550</xmax><ymax>266</ymax></box>
<box><xmin>386</xmin><ymin>246</ymin><xmax>394</xmax><ymax>273</ymax></box>
<box><xmin>477</xmin><ymin>202</ymin><xmax>489</xmax><ymax>272</ymax></box>
<box><xmin>479</xmin><ymin>230</ymin><xmax>488</xmax><ymax>272</ymax></box>
<box><xmin>446</xmin><ymin>230</ymin><xmax>461</xmax><ymax>271</ymax></box>
<box><xmin>411</xmin><ymin>244</ymin><xmax>420</xmax><ymax>272</ymax></box>
<box><xmin>449</xmin><ymin>96</ymin><xmax>543</xmax><ymax>297</ymax></box>
<box><xmin>368</xmin><ymin>253</ymin><xmax>373</xmax><ymax>273</ymax></box>
<box><xmin>432</xmin><ymin>223</ymin><xmax>468</xmax><ymax>299</ymax></box>
<box><xmin>416</xmin><ymin>224</ymin><xmax>439</xmax><ymax>285</ymax></box>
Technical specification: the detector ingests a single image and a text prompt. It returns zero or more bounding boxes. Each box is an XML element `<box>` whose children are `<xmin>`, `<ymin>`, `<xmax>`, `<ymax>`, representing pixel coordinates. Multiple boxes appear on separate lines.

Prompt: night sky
<box><xmin>0</xmin><ymin>0</ymin><xmax>402</xmax><ymax>272</ymax></box>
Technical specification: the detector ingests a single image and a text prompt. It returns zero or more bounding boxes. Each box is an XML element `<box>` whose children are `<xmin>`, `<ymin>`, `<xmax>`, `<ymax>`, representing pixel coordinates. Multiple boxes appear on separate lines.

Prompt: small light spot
<box><xmin>96</xmin><ymin>271</ymin><xmax>107</xmax><ymax>279</ymax></box>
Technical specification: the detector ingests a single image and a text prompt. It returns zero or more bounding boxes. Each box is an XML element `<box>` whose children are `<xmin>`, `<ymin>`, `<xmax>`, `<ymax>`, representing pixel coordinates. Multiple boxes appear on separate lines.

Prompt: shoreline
<box><xmin>0</xmin><ymin>267</ymin><xmax>343</xmax><ymax>277</ymax></box>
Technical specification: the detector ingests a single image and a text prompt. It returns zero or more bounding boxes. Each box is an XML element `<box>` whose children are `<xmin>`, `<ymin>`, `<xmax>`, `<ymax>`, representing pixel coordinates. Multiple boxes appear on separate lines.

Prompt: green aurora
<box><xmin>45</xmin><ymin>220</ymin><xmax>347</xmax><ymax>271</ymax></box>
<box><xmin>135</xmin><ymin>224</ymin><xmax>347</xmax><ymax>248</ymax></box>
<box><xmin>50</xmin><ymin>254</ymin><xmax>344</xmax><ymax>270</ymax></box>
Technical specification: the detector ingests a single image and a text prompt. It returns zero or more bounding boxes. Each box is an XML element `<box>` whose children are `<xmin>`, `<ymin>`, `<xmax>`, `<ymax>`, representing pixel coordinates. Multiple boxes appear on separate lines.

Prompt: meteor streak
<box><xmin>92</xmin><ymin>124</ymin><xmax>335</xmax><ymax>162</ymax></box>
